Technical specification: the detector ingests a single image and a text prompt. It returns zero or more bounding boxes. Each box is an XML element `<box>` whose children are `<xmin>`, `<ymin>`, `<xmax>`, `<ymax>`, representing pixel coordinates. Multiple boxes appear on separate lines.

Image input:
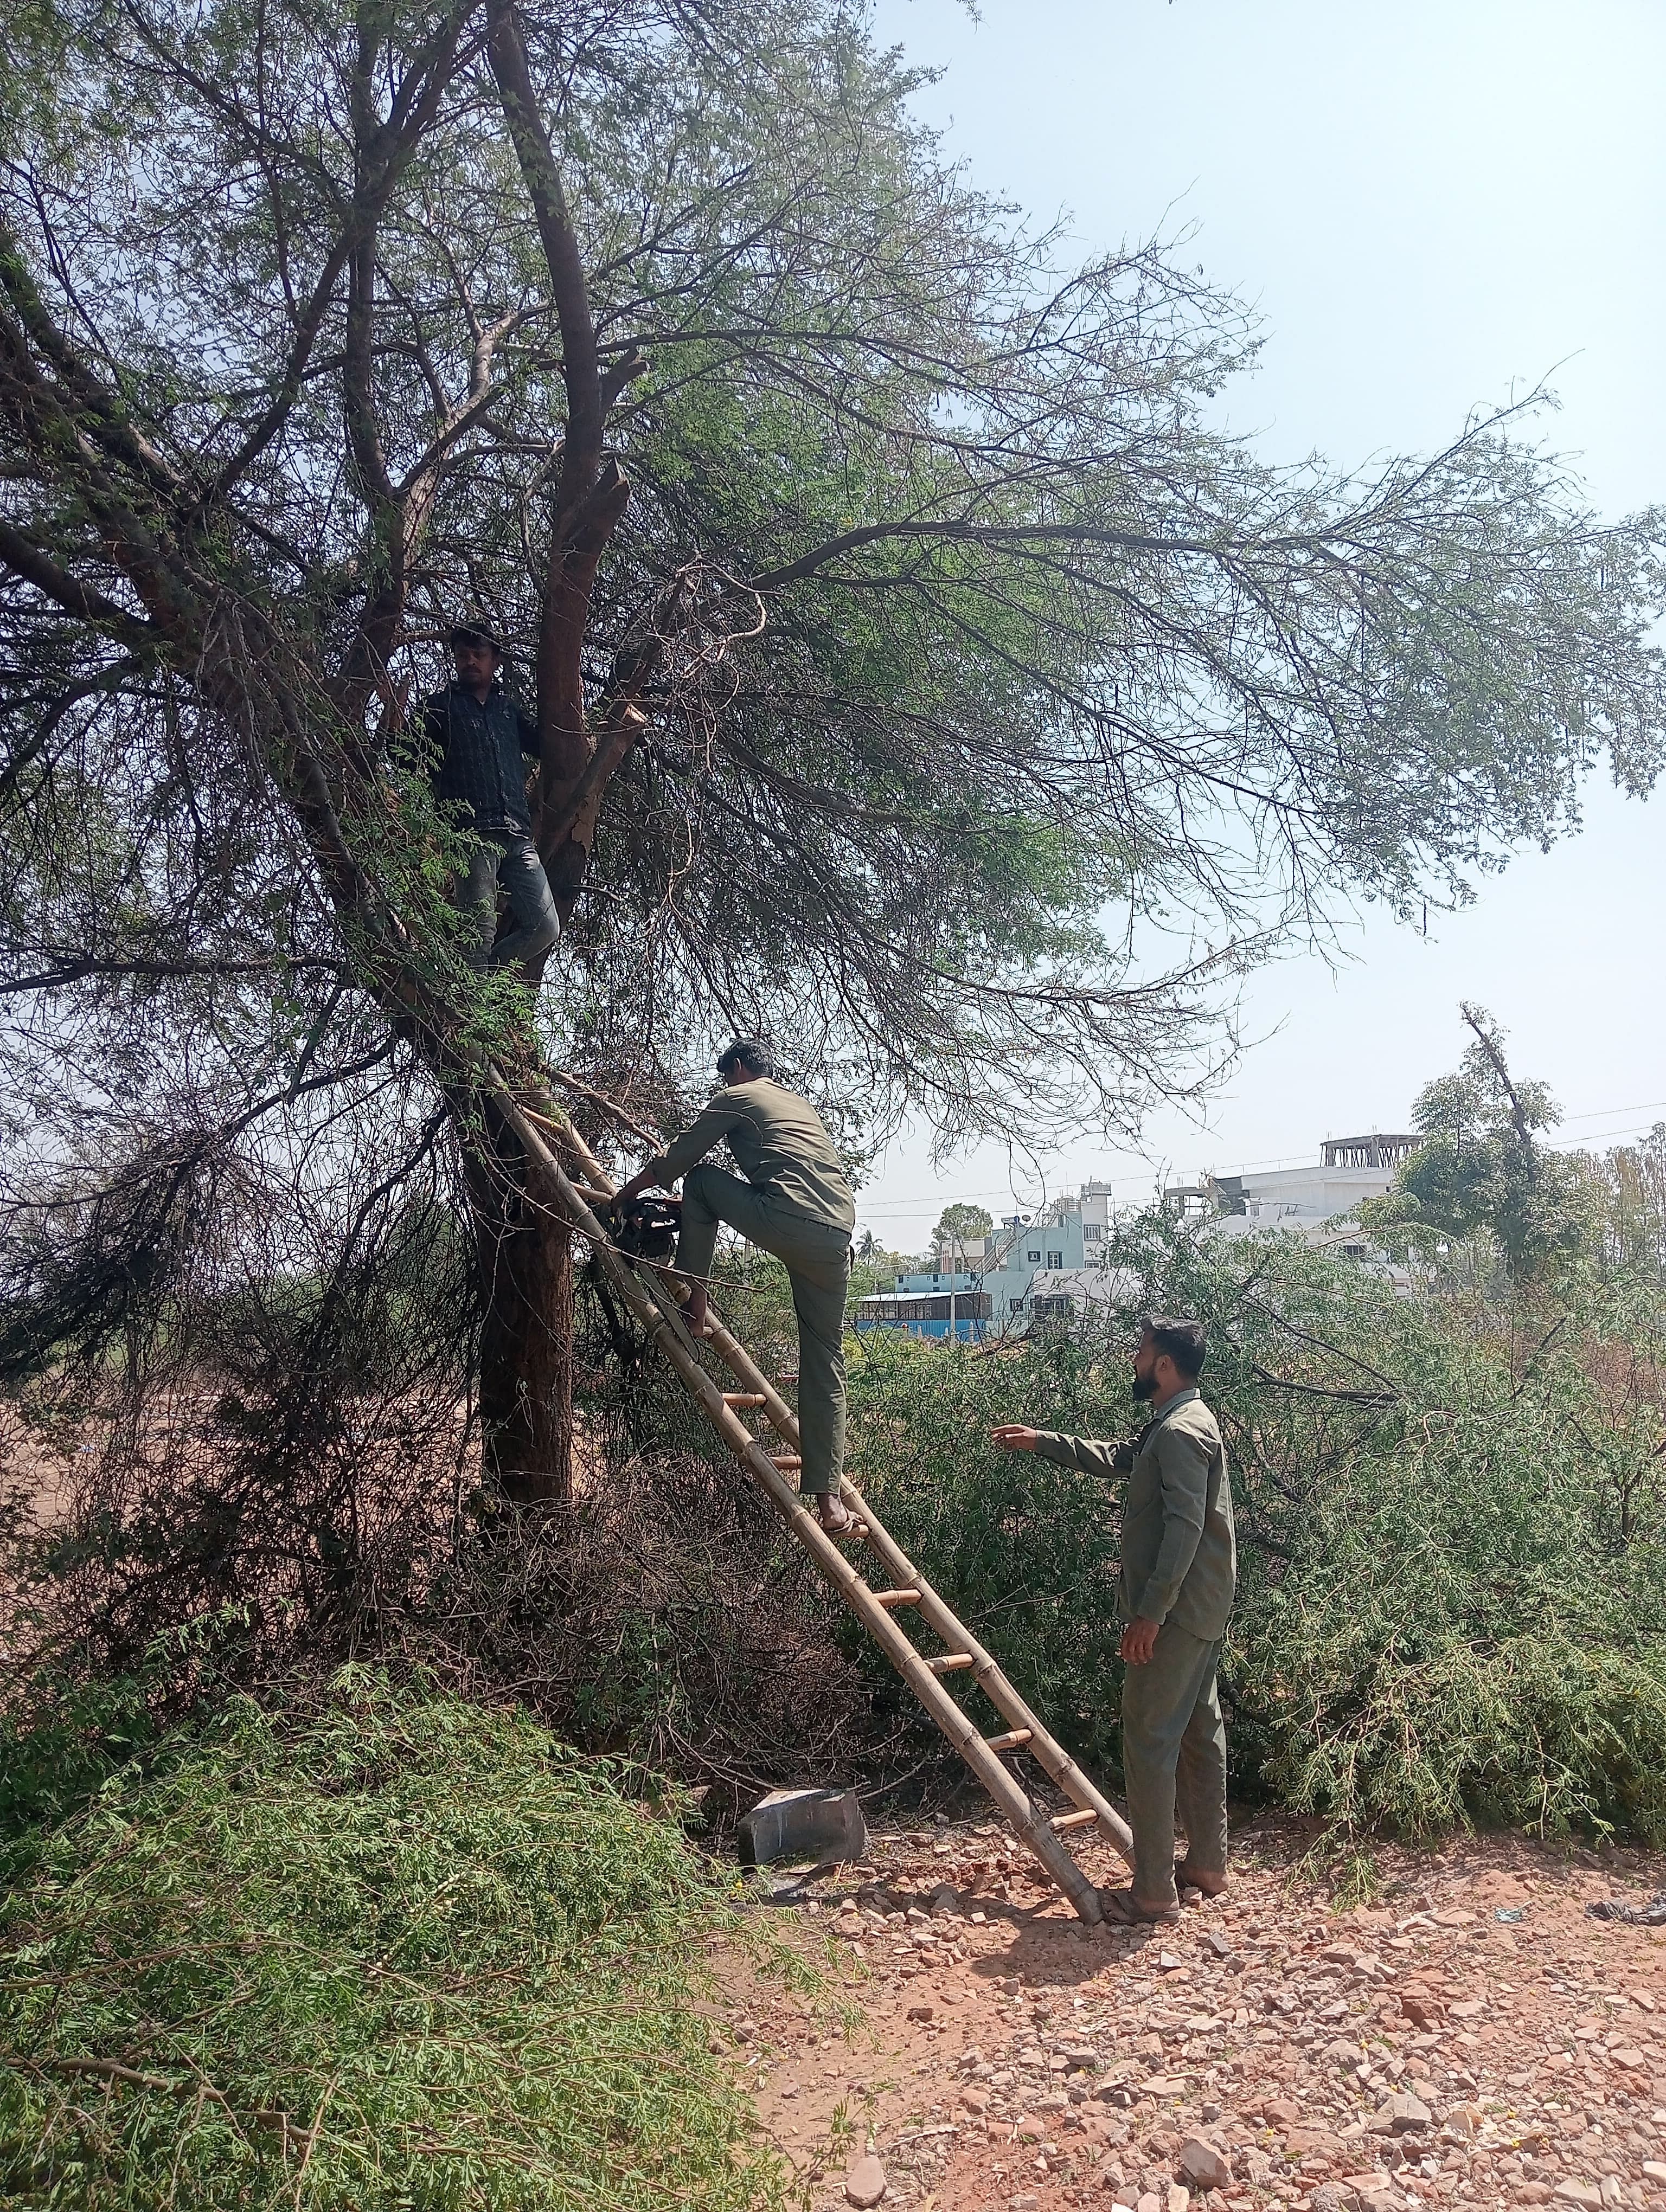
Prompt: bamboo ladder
<box><xmin>485</xmin><ymin>1068</ymin><xmax>1136</xmax><ymax>1924</ymax></box>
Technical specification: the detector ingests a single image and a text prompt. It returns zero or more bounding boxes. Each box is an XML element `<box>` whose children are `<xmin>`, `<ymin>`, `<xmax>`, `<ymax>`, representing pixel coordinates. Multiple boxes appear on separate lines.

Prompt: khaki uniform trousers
<box><xmin>677</xmin><ymin>1163</ymin><xmax>851</xmax><ymax>1497</ymax></box>
<box><xmin>1121</xmin><ymin>1619</ymin><xmax>1229</xmax><ymax>1909</ymax></box>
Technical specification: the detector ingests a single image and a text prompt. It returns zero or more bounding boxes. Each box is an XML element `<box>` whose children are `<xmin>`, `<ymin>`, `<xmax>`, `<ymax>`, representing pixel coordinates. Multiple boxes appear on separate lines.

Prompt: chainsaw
<box><xmin>606</xmin><ymin>1192</ymin><xmax>681</xmax><ymax>1266</ymax></box>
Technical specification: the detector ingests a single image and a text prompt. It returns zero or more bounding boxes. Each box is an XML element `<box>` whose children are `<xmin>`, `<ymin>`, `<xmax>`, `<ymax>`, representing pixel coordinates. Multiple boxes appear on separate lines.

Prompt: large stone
<box><xmin>1286</xmin><ymin>2127</ymin><xmax>1338</xmax><ymax>2157</ymax></box>
<box><xmin>1372</xmin><ymin>2093</ymin><xmax>1431</xmax><ymax>2136</ymax></box>
<box><xmin>1178</xmin><ymin>2138</ymin><xmax>1233</xmax><ymax>2192</ymax></box>
<box><xmin>738</xmin><ymin>1786</ymin><xmax>867</xmax><ymax>1868</ymax></box>
<box><xmin>844</xmin><ymin>2149</ymin><xmax>887</xmax><ymax>2207</ymax></box>
<box><xmin>1551</xmin><ymin>2185</ymin><xmax>1602</xmax><ymax>2212</ymax></box>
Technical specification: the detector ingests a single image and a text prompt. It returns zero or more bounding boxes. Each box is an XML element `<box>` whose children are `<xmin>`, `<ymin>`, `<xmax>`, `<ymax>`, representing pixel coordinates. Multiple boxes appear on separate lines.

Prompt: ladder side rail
<box><xmin>840</xmin><ymin>1483</ymin><xmax>1136</xmax><ymax>1865</ymax></box>
<box><xmin>524</xmin><ymin>1094</ymin><xmax>807</xmax><ymax>1449</ymax></box>
<box><xmin>489</xmin><ymin>1083</ymin><xmax>1103</xmax><ymax>1924</ymax></box>
<box><xmin>701</xmin><ymin>1317</ymin><xmax>802</xmax><ymax>1450</ymax></box>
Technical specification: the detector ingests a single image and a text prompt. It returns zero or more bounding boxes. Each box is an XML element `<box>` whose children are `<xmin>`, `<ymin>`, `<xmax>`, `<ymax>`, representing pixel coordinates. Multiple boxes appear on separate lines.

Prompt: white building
<box><xmin>856</xmin><ymin>1180</ymin><xmax>1128</xmax><ymax>1340</ymax></box>
<box><xmin>1169</xmin><ymin>1134</ymin><xmax>1419</xmax><ymax>1284</ymax></box>
<box><xmin>980</xmin><ymin>1180</ymin><xmax>1120</xmax><ymax>1329</ymax></box>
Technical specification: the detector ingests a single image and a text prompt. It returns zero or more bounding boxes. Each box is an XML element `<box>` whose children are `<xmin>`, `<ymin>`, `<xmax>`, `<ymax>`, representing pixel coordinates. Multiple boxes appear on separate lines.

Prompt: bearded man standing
<box><xmin>991</xmin><ymin>1315</ymin><xmax>1235</xmax><ymax>1921</ymax></box>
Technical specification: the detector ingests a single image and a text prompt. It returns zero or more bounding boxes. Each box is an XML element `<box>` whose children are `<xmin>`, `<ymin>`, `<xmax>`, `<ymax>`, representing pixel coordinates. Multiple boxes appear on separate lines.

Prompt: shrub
<box><xmin>845</xmin><ymin>1215</ymin><xmax>1666</xmax><ymax>1843</ymax></box>
<box><xmin>0</xmin><ymin>1669</ymin><xmax>784</xmax><ymax>2211</ymax></box>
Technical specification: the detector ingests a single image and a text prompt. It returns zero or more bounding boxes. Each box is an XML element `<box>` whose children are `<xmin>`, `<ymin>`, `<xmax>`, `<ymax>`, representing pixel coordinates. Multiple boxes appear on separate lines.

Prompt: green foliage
<box><xmin>932</xmin><ymin>1203</ymin><xmax>994</xmax><ymax>1251</ymax></box>
<box><xmin>845</xmin><ymin>1214</ymin><xmax>1666</xmax><ymax>1844</ymax></box>
<box><xmin>1578</xmin><ymin>1124</ymin><xmax>1666</xmax><ymax>1286</ymax></box>
<box><xmin>0</xmin><ymin>1671</ymin><xmax>783</xmax><ymax>2212</ymax></box>
<box><xmin>1361</xmin><ymin>1006</ymin><xmax>1588</xmax><ymax>1278</ymax></box>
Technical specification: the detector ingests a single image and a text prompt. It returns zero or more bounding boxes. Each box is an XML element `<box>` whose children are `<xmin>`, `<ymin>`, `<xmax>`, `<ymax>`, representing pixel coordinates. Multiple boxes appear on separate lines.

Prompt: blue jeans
<box><xmin>458</xmin><ymin>830</ymin><xmax>560</xmax><ymax>969</ymax></box>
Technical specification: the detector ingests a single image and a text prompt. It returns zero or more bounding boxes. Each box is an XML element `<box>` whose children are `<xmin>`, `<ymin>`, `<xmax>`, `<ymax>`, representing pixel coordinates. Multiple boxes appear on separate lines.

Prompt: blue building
<box><xmin>852</xmin><ymin>1269</ymin><xmax>990</xmax><ymax>1342</ymax></box>
<box><xmin>851</xmin><ymin>1182</ymin><xmax>1120</xmax><ymax>1341</ymax></box>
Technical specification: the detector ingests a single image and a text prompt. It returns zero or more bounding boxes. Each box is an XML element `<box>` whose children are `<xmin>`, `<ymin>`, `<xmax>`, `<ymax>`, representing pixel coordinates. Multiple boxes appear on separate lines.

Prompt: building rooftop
<box><xmin>1319</xmin><ymin>1133</ymin><xmax>1419</xmax><ymax>1169</ymax></box>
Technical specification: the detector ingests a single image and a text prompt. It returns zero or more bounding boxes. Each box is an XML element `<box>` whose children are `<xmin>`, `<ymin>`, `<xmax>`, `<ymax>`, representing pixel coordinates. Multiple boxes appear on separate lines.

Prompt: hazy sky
<box><xmin>855</xmin><ymin>0</ymin><xmax>1666</xmax><ymax>1248</ymax></box>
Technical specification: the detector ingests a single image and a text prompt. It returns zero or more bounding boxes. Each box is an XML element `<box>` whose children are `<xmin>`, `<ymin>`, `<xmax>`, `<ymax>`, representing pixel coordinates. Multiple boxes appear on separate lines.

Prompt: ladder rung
<box><xmin>722</xmin><ymin>1392</ymin><xmax>766</xmax><ymax>1407</ymax></box>
<box><xmin>926</xmin><ymin>1653</ymin><xmax>976</xmax><ymax>1673</ymax></box>
<box><xmin>1052</xmin><ymin>1808</ymin><xmax>1099</xmax><ymax>1832</ymax></box>
<box><xmin>770</xmin><ymin>1454</ymin><xmax>802</xmax><ymax>1470</ymax></box>
<box><xmin>872</xmin><ymin>1589</ymin><xmax>922</xmax><ymax>1608</ymax></box>
<box><xmin>985</xmin><ymin>1728</ymin><xmax>1034</xmax><ymax>1752</ymax></box>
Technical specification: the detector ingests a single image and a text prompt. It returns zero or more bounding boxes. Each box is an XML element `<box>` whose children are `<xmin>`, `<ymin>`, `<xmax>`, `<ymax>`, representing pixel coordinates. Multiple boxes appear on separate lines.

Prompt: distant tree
<box><xmin>1361</xmin><ymin>1005</ymin><xmax>1588</xmax><ymax>1279</ymax></box>
<box><xmin>1577</xmin><ymin>1125</ymin><xmax>1666</xmax><ymax>1286</ymax></box>
<box><xmin>933</xmin><ymin>1204</ymin><xmax>995</xmax><ymax>1256</ymax></box>
<box><xmin>848</xmin><ymin>1234</ymin><xmax>915</xmax><ymax>1304</ymax></box>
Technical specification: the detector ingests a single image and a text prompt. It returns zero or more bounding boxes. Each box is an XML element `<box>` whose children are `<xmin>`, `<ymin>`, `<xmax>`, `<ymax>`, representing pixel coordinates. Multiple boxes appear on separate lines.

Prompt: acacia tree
<box><xmin>3</xmin><ymin>0</ymin><xmax>1664</xmax><ymax>1520</ymax></box>
<box><xmin>1361</xmin><ymin>1005</ymin><xmax>1589</xmax><ymax>1281</ymax></box>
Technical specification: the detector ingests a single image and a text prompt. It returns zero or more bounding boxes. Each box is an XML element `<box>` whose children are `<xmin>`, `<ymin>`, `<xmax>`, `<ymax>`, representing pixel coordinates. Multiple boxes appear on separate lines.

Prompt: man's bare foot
<box><xmin>1175</xmin><ymin>1860</ymin><xmax>1228</xmax><ymax>1898</ymax></box>
<box><xmin>683</xmin><ymin>1293</ymin><xmax>715</xmax><ymax>1340</ymax></box>
<box><xmin>815</xmin><ymin>1494</ymin><xmax>857</xmax><ymax>1536</ymax></box>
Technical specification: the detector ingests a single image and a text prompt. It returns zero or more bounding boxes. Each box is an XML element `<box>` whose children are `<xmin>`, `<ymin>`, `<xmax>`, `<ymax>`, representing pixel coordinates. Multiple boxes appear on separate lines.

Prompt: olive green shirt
<box><xmin>653</xmin><ymin>1079</ymin><xmax>856</xmax><ymax>1233</ymax></box>
<box><xmin>1033</xmin><ymin>1387</ymin><xmax>1236</xmax><ymax>1638</ymax></box>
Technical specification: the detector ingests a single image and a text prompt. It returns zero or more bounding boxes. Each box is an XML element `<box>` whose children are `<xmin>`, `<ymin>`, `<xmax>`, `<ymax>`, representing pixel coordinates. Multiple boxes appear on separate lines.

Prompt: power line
<box><xmin>853</xmin><ymin>1096</ymin><xmax>1666</xmax><ymax>1221</ymax></box>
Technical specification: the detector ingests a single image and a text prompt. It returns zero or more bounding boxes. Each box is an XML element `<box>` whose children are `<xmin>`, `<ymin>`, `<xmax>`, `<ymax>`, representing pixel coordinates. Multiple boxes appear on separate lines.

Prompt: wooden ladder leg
<box><xmin>842</xmin><ymin>1481</ymin><xmax>1135</xmax><ymax>1867</ymax></box>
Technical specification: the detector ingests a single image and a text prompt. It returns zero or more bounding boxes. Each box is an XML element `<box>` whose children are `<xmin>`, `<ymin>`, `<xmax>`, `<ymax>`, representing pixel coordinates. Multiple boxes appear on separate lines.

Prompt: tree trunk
<box><xmin>465</xmin><ymin>1108</ymin><xmax>574</xmax><ymax>1504</ymax></box>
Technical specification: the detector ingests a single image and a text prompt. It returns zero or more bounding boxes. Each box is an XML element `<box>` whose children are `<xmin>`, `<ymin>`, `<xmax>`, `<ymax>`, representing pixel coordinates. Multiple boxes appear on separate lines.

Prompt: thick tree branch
<box><xmin>485</xmin><ymin>0</ymin><xmax>627</xmax><ymax>816</ymax></box>
<box><xmin>0</xmin><ymin>518</ymin><xmax>155</xmax><ymax>640</ymax></box>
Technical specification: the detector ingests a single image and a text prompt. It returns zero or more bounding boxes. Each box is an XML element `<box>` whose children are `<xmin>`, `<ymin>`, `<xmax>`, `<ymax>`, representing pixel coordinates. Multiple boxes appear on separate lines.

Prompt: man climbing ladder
<box><xmin>615</xmin><ymin>1040</ymin><xmax>857</xmax><ymax>1535</ymax></box>
<box><xmin>500</xmin><ymin>1069</ymin><xmax>1136</xmax><ymax>1919</ymax></box>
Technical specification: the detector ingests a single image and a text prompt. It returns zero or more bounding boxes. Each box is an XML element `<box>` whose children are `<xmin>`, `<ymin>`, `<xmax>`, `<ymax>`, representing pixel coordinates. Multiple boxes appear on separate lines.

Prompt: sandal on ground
<box><xmin>1098</xmin><ymin>1886</ymin><xmax>1181</xmax><ymax>1925</ymax></box>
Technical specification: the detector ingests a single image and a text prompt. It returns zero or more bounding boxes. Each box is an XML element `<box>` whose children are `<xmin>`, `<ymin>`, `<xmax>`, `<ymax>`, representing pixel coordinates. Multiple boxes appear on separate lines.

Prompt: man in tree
<box><xmin>616</xmin><ymin>1041</ymin><xmax>857</xmax><ymax>1535</ymax></box>
<box><xmin>992</xmin><ymin>1316</ymin><xmax>1235</xmax><ymax>1920</ymax></box>
<box><xmin>5</xmin><ymin>0</ymin><xmax>1666</xmax><ymax>1535</ymax></box>
<box><xmin>419</xmin><ymin>623</ymin><xmax>560</xmax><ymax>972</ymax></box>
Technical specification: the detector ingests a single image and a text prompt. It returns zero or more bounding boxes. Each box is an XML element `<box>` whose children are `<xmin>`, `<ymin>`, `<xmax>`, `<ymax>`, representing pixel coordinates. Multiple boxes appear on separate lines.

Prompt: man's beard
<box><xmin>1131</xmin><ymin>1369</ymin><xmax>1157</xmax><ymax>1400</ymax></box>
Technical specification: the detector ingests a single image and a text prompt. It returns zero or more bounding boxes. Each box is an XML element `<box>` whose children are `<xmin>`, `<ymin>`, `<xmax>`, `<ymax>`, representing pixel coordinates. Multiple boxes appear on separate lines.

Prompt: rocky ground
<box><xmin>713</xmin><ymin>1815</ymin><xmax>1666</xmax><ymax>2212</ymax></box>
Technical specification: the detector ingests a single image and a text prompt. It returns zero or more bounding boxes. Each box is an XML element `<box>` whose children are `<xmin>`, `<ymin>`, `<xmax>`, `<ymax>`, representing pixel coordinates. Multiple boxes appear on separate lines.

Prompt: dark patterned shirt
<box><xmin>417</xmin><ymin>682</ymin><xmax>540</xmax><ymax>832</ymax></box>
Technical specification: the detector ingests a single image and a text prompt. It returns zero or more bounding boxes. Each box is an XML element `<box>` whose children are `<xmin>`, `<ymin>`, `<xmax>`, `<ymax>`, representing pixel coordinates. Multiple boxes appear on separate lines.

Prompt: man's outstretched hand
<box><xmin>1120</xmin><ymin>1617</ymin><xmax>1161</xmax><ymax>1666</ymax></box>
<box><xmin>990</xmin><ymin>1424</ymin><xmax>1040</xmax><ymax>1452</ymax></box>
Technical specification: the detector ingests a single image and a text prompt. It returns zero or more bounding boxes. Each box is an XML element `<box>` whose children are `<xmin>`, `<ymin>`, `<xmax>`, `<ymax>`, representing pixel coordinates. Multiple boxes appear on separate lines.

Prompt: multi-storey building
<box><xmin>853</xmin><ymin>1181</ymin><xmax>1126</xmax><ymax>1339</ymax></box>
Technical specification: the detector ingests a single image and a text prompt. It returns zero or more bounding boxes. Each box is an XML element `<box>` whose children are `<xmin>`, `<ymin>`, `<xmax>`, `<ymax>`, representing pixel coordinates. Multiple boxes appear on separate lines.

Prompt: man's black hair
<box><xmin>716</xmin><ymin>1037</ymin><xmax>776</xmax><ymax>1080</ymax></box>
<box><xmin>1142</xmin><ymin>1314</ymin><xmax>1207</xmax><ymax>1378</ymax></box>
<box><xmin>450</xmin><ymin>620</ymin><xmax>502</xmax><ymax>654</ymax></box>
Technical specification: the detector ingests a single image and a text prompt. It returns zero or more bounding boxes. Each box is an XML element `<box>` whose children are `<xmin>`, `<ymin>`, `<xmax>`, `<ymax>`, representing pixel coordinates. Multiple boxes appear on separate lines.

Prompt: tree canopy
<box><xmin>1360</xmin><ymin>1004</ymin><xmax>1588</xmax><ymax>1279</ymax></box>
<box><xmin>933</xmin><ymin>1203</ymin><xmax>994</xmax><ymax>1251</ymax></box>
<box><xmin>2</xmin><ymin>0</ymin><xmax>1665</xmax><ymax>1521</ymax></box>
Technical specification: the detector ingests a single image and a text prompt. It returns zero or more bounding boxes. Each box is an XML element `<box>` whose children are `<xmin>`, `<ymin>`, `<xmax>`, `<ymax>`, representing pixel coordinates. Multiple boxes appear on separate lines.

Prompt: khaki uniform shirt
<box><xmin>654</xmin><ymin>1080</ymin><xmax>856</xmax><ymax>1233</ymax></box>
<box><xmin>1033</xmin><ymin>1387</ymin><xmax>1236</xmax><ymax>1638</ymax></box>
